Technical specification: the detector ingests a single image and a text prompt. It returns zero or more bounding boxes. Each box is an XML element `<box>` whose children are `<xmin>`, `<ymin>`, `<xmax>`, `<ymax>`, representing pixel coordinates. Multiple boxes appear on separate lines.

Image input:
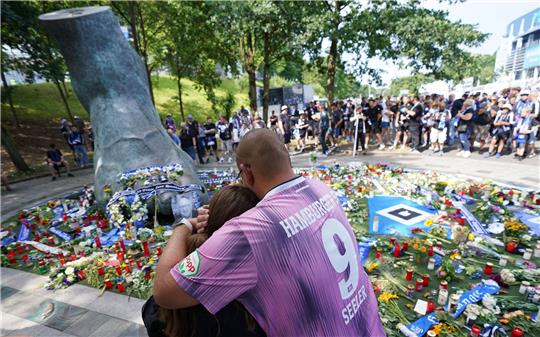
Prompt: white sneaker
<box><xmin>378</xmin><ymin>144</ymin><xmax>385</xmax><ymax>150</ymax></box>
<box><xmin>456</xmin><ymin>150</ymin><xmax>463</xmax><ymax>157</ymax></box>
<box><xmin>227</xmin><ymin>157</ymin><xmax>233</xmax><ymax>163</ymax></box>
<box><xmin>462</xmin><ymin>151</ymin><xmax>471</xmax><ymax>158</ymax></box>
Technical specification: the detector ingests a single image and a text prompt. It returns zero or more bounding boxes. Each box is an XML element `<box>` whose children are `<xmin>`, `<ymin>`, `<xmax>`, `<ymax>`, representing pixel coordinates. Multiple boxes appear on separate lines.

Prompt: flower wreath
<box><xmin>107</xmin><ymin>191</ymin><xmax>148</xmax><ymax>228</ymax></box>
<box><xmin>119</xmin><ymin>164</ymin><xmax>184</xmax><ymax>188</ymax></box>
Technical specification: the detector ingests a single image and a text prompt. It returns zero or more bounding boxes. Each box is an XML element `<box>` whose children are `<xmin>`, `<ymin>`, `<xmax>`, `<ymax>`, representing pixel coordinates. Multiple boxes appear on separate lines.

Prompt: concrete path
<box><xmin>1</xmin><ymin>268</ymin><xmax>148</xmax><ymax>337</ymax></box>
<box><xmin>2</xmin><ymin>147</ymin><xmax>539</xmax><ymax>221</ymax></box>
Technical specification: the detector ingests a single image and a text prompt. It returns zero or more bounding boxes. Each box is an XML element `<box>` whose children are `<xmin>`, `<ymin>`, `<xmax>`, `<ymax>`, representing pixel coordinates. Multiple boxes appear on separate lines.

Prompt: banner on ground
<box><xmin>368</xmin><ymin>196</ymin><xmax>437</xmax><ymax>237</ymax></box>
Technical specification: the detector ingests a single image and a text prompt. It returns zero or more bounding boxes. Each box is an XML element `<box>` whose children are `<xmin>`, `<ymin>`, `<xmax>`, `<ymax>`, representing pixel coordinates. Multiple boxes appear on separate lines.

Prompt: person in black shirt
<box><xmin>204</xmin><ymin>117</ymin><xmax>219</xmax><ymax>162</ymax></box>
<box><xmin>269</xmin><ymin>110</ymin><xmax>279</xmax><ymax>132</ymax></box>
<box><xmin>364</xmin><ymin>99</ymin><xmax>383</xmax><ymax>150</ymax></box>
<box><xmin>180</xmin><ymin>122</ymin><xmax>197</xmax><ymax>161</ymax></box>
<box><xmin>406</xmin><ymin>96</ymin><xmax>423</xmax><ymax>153</ymax></box>
<box><xmin>46</xmin><ymin>144</ymin><xmax>73</xmax><ymax>181</ymax></box>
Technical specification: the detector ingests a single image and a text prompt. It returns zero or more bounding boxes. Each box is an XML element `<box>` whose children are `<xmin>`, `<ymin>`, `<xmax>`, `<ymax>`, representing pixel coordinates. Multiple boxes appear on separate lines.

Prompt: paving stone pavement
<box><xmin>1</xmin><ymin>268</ymin><xmax>148</xmax><ymax>337</ymax></box>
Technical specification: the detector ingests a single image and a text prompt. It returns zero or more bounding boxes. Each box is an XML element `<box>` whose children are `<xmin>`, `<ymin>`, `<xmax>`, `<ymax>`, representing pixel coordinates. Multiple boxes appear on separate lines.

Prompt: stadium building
<box><xmin>495</xmin><ymin>8</ymin><xmax>540</xmax><ymax>86</ymax></box>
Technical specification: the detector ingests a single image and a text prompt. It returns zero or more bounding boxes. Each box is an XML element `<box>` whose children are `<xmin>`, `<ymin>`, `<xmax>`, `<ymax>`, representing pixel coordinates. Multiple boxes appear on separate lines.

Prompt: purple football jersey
<box><xmin>171</xmin><ymin>176</ymin><xmax>386</xmax><ymax>337</ymax></box>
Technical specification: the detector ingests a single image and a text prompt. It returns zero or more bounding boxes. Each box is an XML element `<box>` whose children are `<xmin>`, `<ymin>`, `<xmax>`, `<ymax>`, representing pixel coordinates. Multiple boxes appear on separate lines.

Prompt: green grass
<box><xmin>1</xmin><ymin>75</ymin><xmax>250</xmax><ymax>124</ymax></box>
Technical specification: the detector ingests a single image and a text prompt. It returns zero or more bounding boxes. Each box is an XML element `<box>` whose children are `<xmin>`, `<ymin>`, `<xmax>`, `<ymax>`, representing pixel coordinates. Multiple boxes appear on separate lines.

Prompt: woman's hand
<box><xmin>195</xmin><ymin>205</ymin><xmax>209</xmax><ymax>233</ymax></box>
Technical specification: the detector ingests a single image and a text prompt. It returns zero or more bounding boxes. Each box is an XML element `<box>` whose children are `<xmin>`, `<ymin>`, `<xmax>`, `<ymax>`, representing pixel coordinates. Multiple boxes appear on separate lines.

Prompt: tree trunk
<box><xmin>137</xmin><ymin>4</ymin><xmax>155</xmax><ymax>106</ymax></box>
<box><xmin>1</xmin><ymin>71</ymin><xmax>21</xmax><ymax>127</ymax></box>
<box><xmin>1</xmin><ymin>125</ymin><xmax>30</xmax><ymax>172</ymax></box>
<box><xmin>176</xmin><ymin>76</ymin><xmax>185</xmax><ymax>122</ymax></box>
<box><xmin>262</xmin><ymin>31</ymin><xmax>271</xmax><ymax>122</ymax></box>
<box><xmin>244</xmin><ymin>31</ymin><xmax>257</xmax><ymax>114</ymax></box>
<box><xmin>54</xmin><ymin>79</ymin><xmax>74</xmax><ymax>123</ymax></box>
<box><xmin>61</xmin><ymin>78</ymin><xmax>69</xmax><ymax>98</ymax></box>
<box><xmin>326</xmin><ymin>0</ymin><xmax>341</xmax><ymax>104</ymax></box>
<box><xmin>327</xmin><ymin>37</ymin><xmax>337</xmax><ymax>104</ymax></box>
<box><xmin>128</xmin><ymin>1</ymin><xmax>155</xmax><ymax>106</ymax></box>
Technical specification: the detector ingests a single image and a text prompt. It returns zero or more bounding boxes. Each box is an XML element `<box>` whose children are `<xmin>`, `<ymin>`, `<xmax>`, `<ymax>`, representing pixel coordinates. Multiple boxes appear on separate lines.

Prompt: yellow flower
<box><xmin>468</xmin><ymin>233</ymin><xmax>475</xmax><ymax>241</ymax></box>
<box><xmin>47</xmin><ymin>201</ymin><xmax>57</xmax><ymax>209</ymax></box>
<box><xmin>424</xmin><ymin>219</ymin><xmax>433</xmax><ymax>226</ymax></box>
<box><xmin>378</xmin><ymin>292</ymin><xmax>399</xmax><ymax>302</ymax></box>
<box><xmin>367</xmin><ymin>262</ymin><xmax>378</xmax><ymax>272</ymax></box>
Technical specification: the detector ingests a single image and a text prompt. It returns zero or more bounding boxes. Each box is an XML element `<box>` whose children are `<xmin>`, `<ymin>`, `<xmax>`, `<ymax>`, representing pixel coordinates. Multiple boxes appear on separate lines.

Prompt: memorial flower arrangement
<box><xmin>1</xmin><ymin>163</ymin><xmax>540</xmax><ymax>336</ymax></box>
<box><xmin>118</xmin><ymin>164</ymin><xmax>184</xmax><ymax>188</ymax></box>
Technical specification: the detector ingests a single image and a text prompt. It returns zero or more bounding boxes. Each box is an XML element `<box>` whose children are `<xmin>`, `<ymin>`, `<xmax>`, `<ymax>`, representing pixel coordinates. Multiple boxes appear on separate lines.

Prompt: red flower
<box><xmin>455</xmin><ymin>209</ymin><xmax>461</xmax><ymax>215</ymax></box>
<box><xmin>444</xmin><ymin>199</ymin><xmax>453</xmax><ymax>206</ymax></box>
<box><xmin>411</xmin><ymin>227</ymin><xmax>424</xmax><ymax>233</ymax></box>
<box><xmin>536</xmin><ymin>199</ymin><xmax>540</xmax><ymax>206</ymax></box>
<box><xmin>458</xmin><ymin>218</ymin><xmax>465</xmax><ymax>226</ymax></box>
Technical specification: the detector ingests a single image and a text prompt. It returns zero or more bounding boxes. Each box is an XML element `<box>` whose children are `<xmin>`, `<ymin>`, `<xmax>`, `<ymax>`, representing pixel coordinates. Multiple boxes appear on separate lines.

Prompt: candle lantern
<box><xmin>415</xmin><ymin>278</ymin><xmax>423</xmax><ymax>292</ymax></box>
<box><xmin>422</xmin><ymin>274</ymin><xmax>430</xmax><ymax>287</ymax></box>
<box><xmin>97</xmin><ymin>266</ymin><xmax>105</xmax><ymax>276</ymax></box>
<box><xmin>104</xmin><ymin>279</ymin><xmax>113</xmax><ymax>289</ymax></box>
<box><xmin>405</xmin><ymin>268</ymin><xmax>414</xmax><ymax>282</ymax></box>
<box><xmin>94</xmin><ymin>236</ymin><xmax>102</xmax><ymax>248</ymax></box>
<box><xmin>510</xmin><ymin>327</ymin><xmax>523</xmax><ymax>337</ymax></box>
<box><xmin>142</xmin><ymin>241</ymin><xmax>150</xmax><ymax>257</ymax></box>
<box><xmin>483</xmin><ymin>262</ymin><xmax>493</xmax><ymax>275</ymax></box>
<box><xmin>115</xmin><ymin>266</ymin><xmax>122</xmax><ymax>276</ymax></box>
<box><xmin>117</xmin><ymin>281</ymin><xmax>125</xmax><ymax>293</ymax></box>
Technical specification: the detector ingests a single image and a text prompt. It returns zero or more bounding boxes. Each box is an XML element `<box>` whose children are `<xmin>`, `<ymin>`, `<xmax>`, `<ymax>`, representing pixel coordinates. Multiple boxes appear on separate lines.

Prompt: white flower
<box><xmin>65</xmin><ymin>267</ymin><xmax>75</xmax><ymax>275</ymax></box>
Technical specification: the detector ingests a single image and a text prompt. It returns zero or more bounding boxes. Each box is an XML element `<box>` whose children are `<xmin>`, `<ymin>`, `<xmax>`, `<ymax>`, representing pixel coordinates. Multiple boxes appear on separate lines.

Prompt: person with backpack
<box><xmin>217</xmin><ymin>115</ymin><xmax>233</xmax><ymax>163</ymax></box>
<box><xmin>487</xmin><ymin>103</ymin><xmax>514</xmax><ymax>158</ymax></box>
<box><xmin>472</xmin><ymin>102</ymin><xmax>492</xmax><ymax>154</ymax></box>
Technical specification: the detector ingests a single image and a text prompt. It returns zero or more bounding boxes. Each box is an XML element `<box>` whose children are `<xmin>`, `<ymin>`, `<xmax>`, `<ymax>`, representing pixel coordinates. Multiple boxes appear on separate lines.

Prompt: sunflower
<box><xmin>47</xmin><ymin>201</ymin><xmax>57</xmax><ymax>209</ymax></box>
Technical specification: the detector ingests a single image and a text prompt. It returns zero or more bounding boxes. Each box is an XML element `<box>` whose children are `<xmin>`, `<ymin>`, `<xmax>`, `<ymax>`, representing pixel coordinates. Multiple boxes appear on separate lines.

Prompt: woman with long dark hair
<box><xmin>144</xmin><ymin>185</ymin><xmax>266</xmax><ymax>337</ymax></box>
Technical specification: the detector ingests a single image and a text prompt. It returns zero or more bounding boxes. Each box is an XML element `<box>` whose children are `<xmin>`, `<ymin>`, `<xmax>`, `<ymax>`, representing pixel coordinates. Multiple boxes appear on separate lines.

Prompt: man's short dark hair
<box><xmin>49</xmin><ymin>144</ymin><xmax>56</xmax><ymax>148</ymax></box>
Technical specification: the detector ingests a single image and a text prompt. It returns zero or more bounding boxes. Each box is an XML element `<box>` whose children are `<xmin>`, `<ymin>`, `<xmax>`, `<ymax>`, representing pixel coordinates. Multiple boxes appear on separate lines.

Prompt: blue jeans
<box><xmin>182</xmin><ymin>146</ymin><xmax>196</xmax><ymax>160</ymax></box>
<box><xmin>320</xmin><ymin>128</ymin><xmax>329</xmax><ymax>154</ymax></box>
<box><xmin>74</xmin><ymin>144</ymin><xmax>88</xmax><ymax>167</ymax></box>
<box><xmin>459</xmin><ymin>130</ymin><xmax>471</xmax><ymax>151</ymax></box>
<box><xmin>448</xmin><ymin>117</ymin><xmax>459</xmax><ymax>145</ymax></box>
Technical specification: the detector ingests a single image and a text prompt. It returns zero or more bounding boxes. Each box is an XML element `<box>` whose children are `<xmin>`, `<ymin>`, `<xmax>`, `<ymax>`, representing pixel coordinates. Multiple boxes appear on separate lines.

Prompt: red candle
<box><xmin>402</xmin><ymin>242</ymin><xmax>409</xmax><ymax>250</ymax></box>
<box><xmin>97</xmin><ymin>266</ymin><xmax>105</xmax><ymax>276</ymax></box>
<box><xmin>426</xmin><ymin>301</ymin><xmax>435</xmax><ymax>313</ymax></box>
<box><xmin>16</xmin><ymin>244</ymin><xmax>23</xmax><ymax>254</ymax></box>
<box><xmin>405</xmin><ymin>268</ymin><xmax>414</xmax><ymax>281</ymax></box>
<box><xmin>105</xmin><ymin>279</ymin><xmax>112</xmax><ymax>289</ymax></box>
<box><xmin>440</xmin><ymin>280</ymin><xmax>448</xmax><ymax>290</ymax></box>
<box><xmin>21</xmin><ymin>254</ymin><xmax>29</xmax><ymax>264</ymax></box>
<box><xmin>144</xmin><ymin>271</ymin><xmax>152</xmax><ymax>281</ymax></box>
<box><xmin>77</xmin><ymin>270</ymin><xmax>86</xmax><ymax>280</ymax></box>
<box><xmin>7</xmin><ymin>250</ymin><xmax>16</xmax><ymax>264</ymax></box>
<box><xmin>59</xmin><ymin>256</ymin><xmax>65</xmax><ymax>266</ymax></box>
<box><xmin>117</xmin><ymin>252</ymin><xmax>124</xmax><ymax>263</ymax></box>
<box><xmin>119</xmin><ymin>239</ymin><xmax>126</xmax><ymax>252</ymax></box>
<box><xmin>34</xmin><ymin>233</ymin><xmax>41</xmax><ymax>241</ymax></box>
<box><xmin>422</xmin><ymin>274</ymin><xmax>430</xmax><ymax>287</ymax></box>
<box><xmin>117</xmin><ymin>282</ymin><xmax>125</xmax><ymax>293</ymax></box>
<box><xmin>63</xmin><ymin>213</ymin><xmax>68</xmax><ymax>222</ymax></box>
<box><xmin>506</xmin><ymin>241</ymin><xmax>518</xmax><ymax>253</ymax></box>
<box><xmin>136</xmin><ymin>259</ymin><xmax>142</xmax><ymax>269</ymax></box>
<box><xmin>471</xmin><ymin>325</ymin><xmax>481</xmax><ymax>336</ymax></box>
<box><xmin>428</xmin><ymin>245</ymin><xmax>434</xmax><ymax>257</ymax></box>
<box><xmin>94</xmin><ymin>236</ymin><xmax>101</xmax><ymax>248</ymax></box>
<box><xmin>142</xmin><ymin>241</ymin><xmax>150</xmax><ymax>257</ymax></box>
<box><xmin>48</xmin><ymin>236</ymin><xmax>55</xmax><ymax>245</ymax></box>
<box><xmin>393</xmin><ymin>243</ymin><xmax>401</xmax><ymax>257</ymax></box>
<box><xmin>115</xmin><ymin>266</ymin><xmax>122</xmax><ymax>276</ymax></box>
<box><xmin>415</xmin><ymin>278</ymin><xmax>423</xmax><ymax>292</ymax></box>
<box><xmin>69</xmin><ymin>255</ymin><xmax>76</xmax><ymax>262</ymax></box>
<box><xmin>510</xmin><ymin>327</ymin><xmax>524</xmax><ymax>337</ymax></box>
<box><xmin>124</xmin><ymin>264</ymin><xmax>131</xmax><ymax>274</ymax></box>
<box><xmin>484</xmin><ymin>262</ymin><xmax>493</xmax><ymax>275</ymax></box>
<box><xmin>156</xmin><ymin>247</ymin><xmax>162</xmax><ymax>256</ymax></box>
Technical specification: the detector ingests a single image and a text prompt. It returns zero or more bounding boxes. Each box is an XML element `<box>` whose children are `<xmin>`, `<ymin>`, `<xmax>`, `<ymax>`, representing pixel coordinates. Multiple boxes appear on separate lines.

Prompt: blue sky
<box><xmin>374</xmin><ymin>0</ymin><xmax>540</xmax><ymax>85</ymax></box>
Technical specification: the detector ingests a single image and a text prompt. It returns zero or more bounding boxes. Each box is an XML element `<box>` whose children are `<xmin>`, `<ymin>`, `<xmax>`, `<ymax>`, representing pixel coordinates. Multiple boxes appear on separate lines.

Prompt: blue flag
<box><xmin>513</xmin><ymin>212</ymin><xmax>540</xmax><ymax>236</ymax></box>
<box><xmin>405</xmin><ymin>312</ymin><xmax>439</xmax><ymax>337</ymax></box>
<box><xmin>452</xmin><ymin>281</ymin><xmax>500</xmax><ymax>318</ymax></box>
<box><xmin>368</xmin><ymin>196</ymin><xmax>438</xmax><ymax>237</ymax></box>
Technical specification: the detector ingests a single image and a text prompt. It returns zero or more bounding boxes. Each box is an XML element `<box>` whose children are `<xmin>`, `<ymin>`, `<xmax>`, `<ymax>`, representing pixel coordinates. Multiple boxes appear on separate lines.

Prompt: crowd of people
<box><xmin>164</xmin><ymin>87</ymin><xmax>539</xmax><ymax>163</ymax></box>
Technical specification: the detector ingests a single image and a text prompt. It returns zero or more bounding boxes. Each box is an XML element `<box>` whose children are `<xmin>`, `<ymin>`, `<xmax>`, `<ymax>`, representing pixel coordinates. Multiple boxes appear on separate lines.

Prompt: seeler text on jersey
<box><xmin>341</xmin><ymin>285</ymin><xmax>368</xmax><ymax>325</ymax></box>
